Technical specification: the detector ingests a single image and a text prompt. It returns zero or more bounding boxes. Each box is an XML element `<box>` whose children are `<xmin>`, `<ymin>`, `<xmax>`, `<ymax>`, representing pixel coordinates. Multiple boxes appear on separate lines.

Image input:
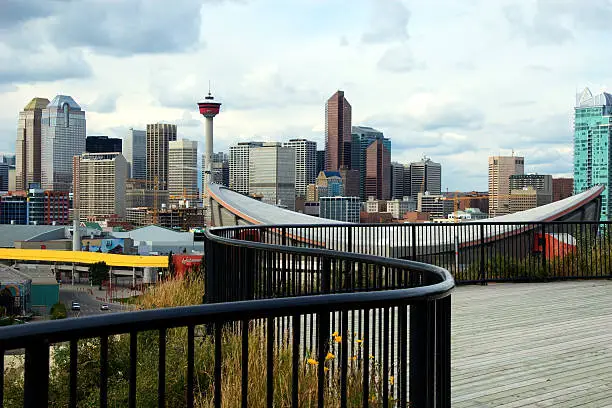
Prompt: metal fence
<box><xmin>0</xmin><ymin>225</ymin><xmax>454</xmax><ymax>408</ymax></box>
<box><xmin>212</xmin><ymin>221</ymin><xmax>612</xmax><ymax>284</ymax></box>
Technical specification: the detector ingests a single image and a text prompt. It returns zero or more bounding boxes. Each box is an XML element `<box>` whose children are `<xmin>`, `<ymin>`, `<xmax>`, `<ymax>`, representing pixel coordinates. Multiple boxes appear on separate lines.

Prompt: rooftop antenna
<box><xmin>208</xmin><ymin>80</ymin><xmax>211</xmax><ymax>96</ymax></box>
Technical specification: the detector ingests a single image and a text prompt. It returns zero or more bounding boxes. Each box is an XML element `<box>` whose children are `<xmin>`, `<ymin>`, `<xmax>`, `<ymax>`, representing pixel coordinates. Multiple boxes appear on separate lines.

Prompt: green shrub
<box><xmin>49</xmin><ymin>303</ymin><xmax>67</xmax><ymax>320</ymax></box>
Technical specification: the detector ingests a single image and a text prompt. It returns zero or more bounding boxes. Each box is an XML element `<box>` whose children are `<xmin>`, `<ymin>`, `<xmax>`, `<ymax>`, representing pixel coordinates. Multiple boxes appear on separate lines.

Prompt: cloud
<box><xmin>0</xmin><ymin>46</ymin><xmax>92</xmax><ymax>84</ymax></box>
<box><xmin>153</xmin><ymin>66</ymin><xmax>323</xmax><ymax>111</ymax></box>
<box><xmin>44</xmin><ymin>0</ymin><xmax>204</xmax><ymax>56</ymax></box>
<box><xmin>377</xmin><ymin>45</ymin><xmax>425</xmax><ymax>73</ymax></box>
<box><xmin>504</xmin><ymin>0</ymin><xmax>612</xmax><ymax>46</ymax></box>
<box><xmin>368</xmin><ymin>101</ymin><xmax>485</xmax><ymax>133</ymax></box>
<box><xmin>362</xmin><ymin>0</ymin><xmax>411</xmax><ymax>43</ymax></box>
<box><xmin>86</xmin><ymin>93</ymin><xmax>119</xmax><ymax>114</ymax></box>
<box><xmin>0</xmin><ymin>1</ymin><xmax>57</xmax><ymax>29</ymax></box>
<box><xmin>339</xmin><ymin>36</ymin><xmax>349</xmax><ymax>47</ymax></box>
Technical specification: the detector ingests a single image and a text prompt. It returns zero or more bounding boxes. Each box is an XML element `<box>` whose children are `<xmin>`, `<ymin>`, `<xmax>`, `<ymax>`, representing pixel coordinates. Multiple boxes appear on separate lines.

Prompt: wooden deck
<box><xmin>452</xmin><ymin>280</ymin><xmax>612</xmax><ymax>407</ymax></box>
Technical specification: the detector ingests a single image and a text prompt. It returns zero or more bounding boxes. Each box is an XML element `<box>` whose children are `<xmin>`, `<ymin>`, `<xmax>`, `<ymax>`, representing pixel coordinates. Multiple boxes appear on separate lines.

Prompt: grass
<box><xmin>3</xmin><ymin>275</ymin><xmax>394</xmax><ymax>407</ymax></box>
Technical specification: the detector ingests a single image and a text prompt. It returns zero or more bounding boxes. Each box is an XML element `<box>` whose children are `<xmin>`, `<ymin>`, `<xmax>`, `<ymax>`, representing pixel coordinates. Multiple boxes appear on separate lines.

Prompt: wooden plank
<box><xmin>451</xmin><ymin>280</ymin><xmax>612</xmax><ymax>407</ymax></box>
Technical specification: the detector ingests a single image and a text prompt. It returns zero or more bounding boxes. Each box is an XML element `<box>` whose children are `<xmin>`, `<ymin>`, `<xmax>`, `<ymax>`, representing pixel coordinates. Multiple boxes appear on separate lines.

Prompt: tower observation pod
<box><xmin>197</xmin><ymin>91</ymin><xmax>221</xmax><ymax>207</ymax></box>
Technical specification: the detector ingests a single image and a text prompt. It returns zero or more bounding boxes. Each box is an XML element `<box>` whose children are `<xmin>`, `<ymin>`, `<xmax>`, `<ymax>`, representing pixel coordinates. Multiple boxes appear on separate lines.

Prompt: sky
<box><xmin>1</xmin><ymin>0</ymin><xmax>611</xmax><ymax>192</ymax></box>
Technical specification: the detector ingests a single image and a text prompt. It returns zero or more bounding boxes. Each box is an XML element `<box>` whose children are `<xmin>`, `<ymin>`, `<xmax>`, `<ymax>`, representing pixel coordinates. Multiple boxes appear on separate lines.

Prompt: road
<box><xmin>59</xmin><ymin>286</ymin><xmax>131</xmax><ymax>317</ymax></box>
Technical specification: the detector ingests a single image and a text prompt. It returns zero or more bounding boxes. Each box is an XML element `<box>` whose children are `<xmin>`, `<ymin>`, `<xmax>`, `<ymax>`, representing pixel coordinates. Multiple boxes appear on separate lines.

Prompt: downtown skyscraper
<box><xmin>325</xmin><ymin>91</ymin><xmax>352</xmax><ymax>171</ymax></box>
<box><xmin>282</xmin><ymin>139</ymin><xmax>317</xmax><ymax>198</ymax></box>
<box><xmin>146</xmin><ymin>123</ymin><xmax>177</xmax><ymax>192</ymax></box>
<box><xmin>574</xmin><ymin>87</ymin><xmax>612</xmax><ymax>220</ymax></box>
<box><xmin>488</xmin><ymin>155</ymin><xmax>524</xmax><ymax>217</ymax></box>
<box><xmin>16</xmin><ymin>97</ymin><xmax>50</xmax><ymax>191</ymax></box>
<box><xmin>168</xmin><ymin>139</ymin><xmax>198</xmax><ymax>206</ymax></box>
<box><xmin>41</xmin><ymin>95</ymin><xmax>86</xmax><ymax>192</ymax></box>
<box><xmin>124</xmin><ymin>128</ymin><xmax>146</xmax><ymax>179</ymax></box>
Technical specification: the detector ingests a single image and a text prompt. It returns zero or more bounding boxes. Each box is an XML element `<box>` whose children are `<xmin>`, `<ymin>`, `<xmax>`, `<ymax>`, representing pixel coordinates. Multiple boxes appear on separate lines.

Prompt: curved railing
<box><xmin>0</xmin><ymin>225</ymin><xmax>454</xmax><ymax>408</ymax></box>
<box><xmin>205</xmin><ymin>225</ymin><xmax>455</xmax><ymax>407</ymax></box>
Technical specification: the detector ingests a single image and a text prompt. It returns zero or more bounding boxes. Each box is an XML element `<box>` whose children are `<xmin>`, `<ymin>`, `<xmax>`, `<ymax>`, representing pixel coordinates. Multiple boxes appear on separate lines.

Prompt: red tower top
<box><xmin>197</xmin><ymin>92</ymin><xmax>221</xmax><ymax>118</ymax></box>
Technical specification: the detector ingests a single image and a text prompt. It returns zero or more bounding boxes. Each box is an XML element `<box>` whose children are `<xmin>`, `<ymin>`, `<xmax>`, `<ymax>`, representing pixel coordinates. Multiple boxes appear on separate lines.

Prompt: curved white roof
<box><xmin>208</xmin><ymin>183</ymin><xmax>603</xmax><ymax>226</ymax></box>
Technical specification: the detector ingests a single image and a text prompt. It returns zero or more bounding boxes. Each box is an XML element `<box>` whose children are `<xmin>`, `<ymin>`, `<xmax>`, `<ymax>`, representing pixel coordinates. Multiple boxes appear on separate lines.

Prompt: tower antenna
<box><xmin>208</xmin><ymin>80</ymin><xmax>211</xmax><ymax>96</ymax></box>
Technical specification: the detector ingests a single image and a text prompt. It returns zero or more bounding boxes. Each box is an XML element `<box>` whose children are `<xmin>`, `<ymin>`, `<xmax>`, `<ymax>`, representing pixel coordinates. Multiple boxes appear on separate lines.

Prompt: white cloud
<box><xmin>0</xmin><ymin>0</ymin><xmax>608</xmax><ymax>191</ymax></box>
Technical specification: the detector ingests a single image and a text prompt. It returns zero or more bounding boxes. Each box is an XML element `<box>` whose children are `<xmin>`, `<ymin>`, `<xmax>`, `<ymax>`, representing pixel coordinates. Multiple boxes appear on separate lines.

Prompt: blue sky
<box><xmin>1</xmin><ymin>0</ymin><xmax>611</xmax><ymax>191</ymax></box>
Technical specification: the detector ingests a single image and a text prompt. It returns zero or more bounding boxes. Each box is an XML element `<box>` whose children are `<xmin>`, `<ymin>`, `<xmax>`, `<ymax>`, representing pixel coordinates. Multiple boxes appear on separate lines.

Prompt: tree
<box><xmin>89</xmin><ymin>261</ymin><xmax>109</xmax><ymax>289</ymax></box>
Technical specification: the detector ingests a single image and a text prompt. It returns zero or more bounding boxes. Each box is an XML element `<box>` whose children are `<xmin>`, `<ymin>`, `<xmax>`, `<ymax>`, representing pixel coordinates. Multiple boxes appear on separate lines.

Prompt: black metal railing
<box><xmin>212</xmin><ymin>221</ymin><xmax>612</xmax><ymax>284</ymax></box>
<box><xmin>0</xmin><ymin>225</ymin><xmax>454</xmax><ymax>408</ymax></box>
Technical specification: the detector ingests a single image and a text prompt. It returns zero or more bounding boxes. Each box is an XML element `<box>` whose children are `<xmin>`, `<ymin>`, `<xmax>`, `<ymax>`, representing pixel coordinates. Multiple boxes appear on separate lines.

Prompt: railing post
<box><xmin>321</xmin><ymin>256</ymin><xmax>331</xmax><ymax>294</ymax></box>
<box><xmin>479</xmin><ymin>223</ymin><xmax>486</xmax><ymax>285</ymax></box>
<box><xmin>409</xmin><ymin>301</ymin><xmax>435</xmax><ymax>407</ymax></box>
<box><xmin>24</xmin><ymin>340</ymin><xmax>49</xmax><ymax>408</ymax></box>
<box><xmin>347</xmin><ymin>226</ymin><xmax>352</xmax><ymax>253</ymax></box>
<box><xmin>411</xmin><ymin>224</ymin><xmax>417</xmax><ymax>261</ymax></box>
<box><xmin>540</xmin><ymin>223</ymin><xmax>546</xmax><ymax>279</ymax></box>
<box><xmin>436</xmin><ymin>296</ymin><xmax>452</xmax><ymax>408</ymax></box>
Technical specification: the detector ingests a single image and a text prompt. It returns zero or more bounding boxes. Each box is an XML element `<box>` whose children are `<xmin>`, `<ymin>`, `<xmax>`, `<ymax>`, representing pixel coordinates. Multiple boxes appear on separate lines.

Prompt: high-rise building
<box><xmin>249</xmin><ymin>143</ymin><xmax>296</xmax><ymax>210</ymax></box>
<box><xmin>417</xmin><ymin>192</ymin><xmax>453</xmax><ymax>220</ymax></box>
<box><xmin>509</xmin><ymin>174</ymin><xmax>552</xmax><ymax>206</ymax></box>
<box><xmin>86</xmin><ymin>136</ymin><xmax>122</xmax><ymax>154</ymax></box>
<box><xmin>552</xmin><ymin>178</ymin><xmax>574</xmax><ymax>202</ymax></box>
<box><xmin>1</xmin><ymin>155</ymin><xmax>16</xmax><ymax>167</ymax></box>
<box><xmin>574</xmin><ymin>88</ymin><xmax>612</xmax><ymax>220</ymax></box>
<box><xmin>76</xmin><ymin>153</ymin><xmax>128</xmax><ymax>221</ymax></box>
<box><xmin>168</xmin><ymin>139</ymin><xmax>198</xmax><ymax>206</ymax></box>
<box><xmin>203</xmin><ymin>152</ymin><xmax>230</xmax><ymax>189</ymax></box>
<box><xmin>282</xmin><ymin>139</ymin><xmax>317</xmax><ymax>198</ymax></box>
<box><xmin>315</xmin><ymin>170</ymin><xmax>344</xmax><ymax>199</ymax></box>
<box><xmin>41</xmin><ymin>95</ymin><xmax>86</xmax><ymax>192</ymax></box>
<box><xmin>0</xmin><ymin>163</ymin><xmax>8</xmax><ymax>191</ymax></box>
<box><xmin>320</xmin><ymin>196</ymin><xmax>360</xmax><ymax>223</ymax></box>
<box><xmin>229</xmin><ymin>142</ymin><xmax>263</xmax><ymax>194</ymax></box>
<box><xmin>316</xmin><ymin>150</ymin><xmax>325</xmax><ymax>175</ymax></box>
<box><xmin>365</xmin><ymin>139</ymin><xmax>391</xmax><ymax>200</ymax></box>
<box><xmin>352</xmin><ymin>126</ymin><xmax>391</xmax><ymax>199</ymax></box>
<box><xmin>0</xmin><ymin>193</ymin><xmax>27</xmax><ymax>224</ymax></box>
<box><xmin>508</xmin><ymin>187</ymin><xmax>538</xmax><ymax>213</ymax></box>
<box><xmin>146</xmin><ymin>123</ymin><xmax>177</xmax><ymax>192</ymax></box>
<box><xmin>8</xmin><ymin>167</ymin><xmax>15</xmax><ymax>191</ymax></box>
<box><xmin>16</xmin><ymin>97</ymin><xmax>50</xmax><ymax>191</ymax></box>
<box><xmin>390</xmin><ymin>162</ymin><xmax>406</xmax><ymax>199</ymax></box>
<box><xmin>339</xmin><ymin>168</ymin><xmax>360</xmax><ymax>198</ymax></box>
<box><xmin>488</xmin><ymin>156</ymin><xmax>524</xmax><ymax>217</ymax></box>
<box><xmin>123</xmin><ymin>128</ymin><xmax>146</xmax><ymax>179</ymax></box>
<box><xmin>27</xmin><ymin>189</ymin><xmax>70</xmax><ymax>225</ymax></box>
<box><xmin>410</xmin><ymin>157</ymin><xmax>441</xmax><ymax>200</ymax></box>
<box><xmin>325</xmin><ymin>91</ymin><xmax>352</xmax><ymax>171</ymax></box>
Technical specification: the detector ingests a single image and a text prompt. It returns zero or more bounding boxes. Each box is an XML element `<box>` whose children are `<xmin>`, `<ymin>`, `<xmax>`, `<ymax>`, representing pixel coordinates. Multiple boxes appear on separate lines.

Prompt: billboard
<box><xmin>172</xmin><ymin>255</ymin><xmax>203</xmax><ymax>277</ymax></box>
<box><xmin>82</xmin><ymin>239</ymin><xmax>126</xmax><ymax>254</ymax></box>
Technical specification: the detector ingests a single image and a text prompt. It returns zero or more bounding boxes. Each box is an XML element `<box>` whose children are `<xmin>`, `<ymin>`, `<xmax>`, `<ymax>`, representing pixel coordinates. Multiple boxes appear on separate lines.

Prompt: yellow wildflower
<box><xmin>307</xmin><ymin>358</ymin><xmax>318</xmax><ymax>366</ymax></box>
<box><xmin>389</xmin><ymin>376</ymin><xmax>395</xmax><ymax>385</ymax></box>
<box><xmin>324</xmin><ymin>367</ymin><xmax>329</xmax><ymax>372</ymax></box>
<box><xmin>332</xmin><ymin>331</ymin><xmax>339</xmax><ymax>337</ymax></box>
<box><xmin>334</xmin><ymin>335</ymin><xmax>342</xmax><ymax>343</ymax></box>
<box><xmin>326</xmin><ymin>352</ymin><xmax>335</xmax><ymax>361</ymax></box>
<box><xmin>351</xmin><ymin>355</ymin><xmax>357</xmax><ymax>361</ymax></box>
<box><xmin>369</xmin><ymin>355</ymin><xmax>375</xmax><ymax>359</ymax></box>
<box><xmin>356</xmin><ymin>339</ymin><xmax>363</xmax><ymax>344</ymax></box>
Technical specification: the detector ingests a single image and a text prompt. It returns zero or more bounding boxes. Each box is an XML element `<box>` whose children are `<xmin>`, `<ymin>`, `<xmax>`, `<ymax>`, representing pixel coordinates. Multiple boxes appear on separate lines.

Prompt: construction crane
<box><xmin>168</xmin><ymin>187</ymin><xmax>199</xmax><ymax>201</ymax></box>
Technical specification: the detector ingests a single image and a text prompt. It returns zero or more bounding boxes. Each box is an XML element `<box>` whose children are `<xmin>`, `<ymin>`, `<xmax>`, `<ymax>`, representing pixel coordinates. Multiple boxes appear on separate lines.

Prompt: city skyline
<box><xmin>1</xmin><ymin>1</ymin><xmax>610</xmax><ymax>191</ymax></box>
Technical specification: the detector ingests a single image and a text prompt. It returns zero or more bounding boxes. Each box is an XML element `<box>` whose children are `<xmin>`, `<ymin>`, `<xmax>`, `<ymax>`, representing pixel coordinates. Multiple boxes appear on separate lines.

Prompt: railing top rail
<box><xmin>210</xmin><ymin>221</ymin><xmax>612</xmax><ymax>229</ymax></box>
<box><xmin>205</xmin><ymin>228</ymin><xmax>453</xmax><ymax>285</ymax></box>
<box><xmin>0</xmin><ymin>280</ymin><xmax>453</xmax><ymax>349</ymax></box>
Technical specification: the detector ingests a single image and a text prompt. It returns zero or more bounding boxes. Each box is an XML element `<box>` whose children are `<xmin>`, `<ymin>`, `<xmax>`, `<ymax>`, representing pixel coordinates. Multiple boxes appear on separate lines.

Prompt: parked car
<box><xmin>71</xmin><ymin>301</ymin><xmax>81</xmax><ymax>311</ymax></box>
<box><xmin>100</xmin><ymin>304</ymin><xmax>109</xmax><ymax>311</ymax></box>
